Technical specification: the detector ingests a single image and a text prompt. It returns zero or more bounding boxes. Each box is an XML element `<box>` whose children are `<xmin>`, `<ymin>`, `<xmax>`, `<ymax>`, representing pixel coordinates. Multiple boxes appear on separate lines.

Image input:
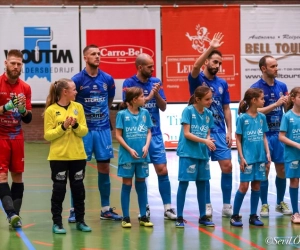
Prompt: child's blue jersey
<box><xmin>72</xmin><ymin>69</ymin><xmax>116</xmax><ymax>130</ymax></box>
<box><xmin>116</xmin><ymin>107</ymin><xmax>153</xmax><ymax>164</ymax></box>
<box><xmin>280</xmin><ymin>110</ymin><xmax>300</xmax><ymax>162</ymax></box>
<box><xmin>122</xmin><ymin>75</ymin><xmax>166</xmax><ymax>137</ymax></box>
<box><xmin>177</xmin><ymin>105</ymin><xmax>214</xmax><ymax>160</ymax></box>
<box><xmin>188</xmin><ymin>71</ymin><xmax>230</xmax><ymax>133</ymax></box>
<box><xmin>236</xmin><ymin>112</ymin><xmax>269</xmax><ymax>164</ymax></box>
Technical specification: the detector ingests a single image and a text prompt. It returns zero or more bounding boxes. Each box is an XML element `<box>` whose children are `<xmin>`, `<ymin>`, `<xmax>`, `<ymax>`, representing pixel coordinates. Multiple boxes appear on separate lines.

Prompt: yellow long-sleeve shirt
<box><xmin>44</xmin><ymin>101</ymin><xmax>88</xmax><ymax>160</ymax></box>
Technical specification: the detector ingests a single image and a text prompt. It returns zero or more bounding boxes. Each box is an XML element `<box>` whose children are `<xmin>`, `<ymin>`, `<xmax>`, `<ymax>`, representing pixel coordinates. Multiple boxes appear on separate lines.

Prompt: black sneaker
<box><xmin>175</xmin><ymin>216</ymin><xmax>186</xmax><ymax>228</ymax></box>
<box><xmin>139</xmin><ymin>215</ymin><xmax>153</xmax><ymax>227</ymax></box>
<box><xmin>121</xmin><ymin>216</ymin><xmax>132</xmax><ymax>228</ymax></box>
<box><xmin>249</xmin><ymin>214</ymin><xmax>264</xmax><ymax>226</ymax></box>
<box><xmin>199</xmin><ymin>215</ymin><xmax>215</xmax><ymax>227</ymax></box>
<box><xmin>230</xmin><ymin>214</ymin><xmax>243</xmax><ymax>227</ymax></box>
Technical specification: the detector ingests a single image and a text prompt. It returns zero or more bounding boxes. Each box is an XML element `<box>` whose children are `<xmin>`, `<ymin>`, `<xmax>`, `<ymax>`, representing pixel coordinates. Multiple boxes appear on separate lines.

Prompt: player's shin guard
<box><xmin>51</xmin><ymin>182</ymin><xmax>66</xmax><ymax>225</ymax></box>
<box><xmin>70</xmin><ymin>180</ymin><xmax>85</xmax><ymax>223</ymax></box>
<box><xmin>0</xmin><ymin>183</ymin><xmax>15</xmax><ymax>216</ymax></box>
<box><xmin>11</xmin><ymin>182</ymin><xmax>24</xmax><ymax>216</ymax></box>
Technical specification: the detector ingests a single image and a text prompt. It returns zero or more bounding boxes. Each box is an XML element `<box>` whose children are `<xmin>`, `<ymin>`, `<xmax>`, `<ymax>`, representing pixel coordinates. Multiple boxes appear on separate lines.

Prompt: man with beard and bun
<box><xmin>188</xmin><ymin>32</ymin><xmax>234</xmax><ymax>220</ymax></box>
<box><xmin>122</xmin><ymin>53</ymin><xmax>177</xmax><ymax>221</ymax></box>
<box><xmin>0</xmin><ymin>49</ymin><xmax>32</xmax><ymax>228</ymax></box>
<box><xmin>71</xmin><ymin>45</ymin><xmax>122</xmax><ymax>221</ymax></box>
<box><xmin>251</xmin><ymin>55</ymin><xmax>291</xmax><ymax>218</ymax></box>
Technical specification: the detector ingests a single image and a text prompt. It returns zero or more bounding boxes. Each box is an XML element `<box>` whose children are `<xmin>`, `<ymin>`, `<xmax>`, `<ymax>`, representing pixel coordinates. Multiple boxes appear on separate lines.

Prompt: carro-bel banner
<box><xmin>162</xmin><ymin>5</ymin><xmax>240</xmax><ymax>103</ymax></box>
<box><xmin>80</xmin><ymin>6</ymin><xmax>161</xmax><ymax>102</ymax></box>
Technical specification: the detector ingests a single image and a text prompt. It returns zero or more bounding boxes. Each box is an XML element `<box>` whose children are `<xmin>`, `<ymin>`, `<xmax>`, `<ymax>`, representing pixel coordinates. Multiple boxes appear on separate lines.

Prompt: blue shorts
<box><xmin>240</xmin><ymin>162</ymin><xmax>266</xmax><ymax>182</ymax></box>
<box><xmin>149</xmin><ymin>134</ymin><xmax>167</xmax><ymax>164</ymax></box>
<box><xmin>284</xmin><ymin>160</ymin><xmax>300</xmax><ymax>178</ymax></box>
<box><xmin>209</xmin><ymin>132</ymin><xmax>231</xmax><ymax>161</ymax></box>
<box><xmin>117</xmin><ymin>162</ymin><xmax>149</xmax><ymax>178</ymax></box>
<box><xmin>267</xmin><ymin>133</ymin><xmax>284</xmax><ymax>163</ymax></box>
<box><xmin>178</xmin><ymin>157</ymin><xmax>210</xmax><ymax>181</ymax></box>
<box><xmin>83</xmin><ymin>129</ymin><xmax>114</xmax><ymax>161</ymax></box>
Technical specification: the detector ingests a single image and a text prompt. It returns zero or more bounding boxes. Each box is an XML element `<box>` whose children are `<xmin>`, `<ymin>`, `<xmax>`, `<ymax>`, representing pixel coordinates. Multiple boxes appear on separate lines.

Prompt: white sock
<box><xmin>102</xmin><ymin>206</ymin><xmax>110</xmax><ymax>212</ymax></box>
<box><xmin>164</xmin><ymin>204</ymin><xmax>171</xmax><ymax>211</ymax></box>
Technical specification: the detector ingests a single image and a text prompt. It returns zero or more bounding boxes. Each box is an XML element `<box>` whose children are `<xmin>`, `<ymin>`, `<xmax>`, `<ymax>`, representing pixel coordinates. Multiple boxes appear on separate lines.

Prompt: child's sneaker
<box><xmin>68</xmin><ymin>208</ymin><xmax>76</xmax><ymax>223</ymax></box>
<box><xmin>52</xmin><ymin>224</ymin><xmax>66</xmax><ymax>234</ymax></box>
<box><xmin>76</xmin><ymin>221</ymin><xmax>92</xmax><ymax>232</ymax></box>
<box><xmin>249</xmin><ymin>214</ymin><xmax>264</xmax><ymax>226</ymax></box>
<box><xmin>199</xmin><ymin>215</ymin><xmax>215</xmax><ymax>227</ymax></box>
<box><xmin>175</xmin><ymin>216</ymin><xmax>186</xmax><ymax>228</ymax></box>
<box><xmin>275</xmin><ymin>201</ymin><xmax>292</xmax><ymax>215</ymax></box>
<box><xmin>122</xmin><ymin>217</ymin><xmax>132</xmax><ymax>228</ymax></box>
<box><xmin>291</xmin><ymin>213</ymin><xmax>300</xmax><ymax>224</ymax></box>
<box><xmin>139</xmin><ymin>215</ymin><xmax>154</xmax><ymax>227</ymax></box>
<box><xmin>138</xmin><ymin>204</ymin><xmax>150</xmax><ymax>220</ymax></box>
<box><xmin>8</xmin><ymin>213</ymin><xmax>22</xmax><ymax>229</ymax></box>
<box><xmin>260</xmin><ymin>204</ymin><xmax>269</xmax><ymax>217</ymax></box>
<box><xmin>230</xmin><ymin>214</ymin><xmax>243</xmax><ymax>227</ymax></box>
<box><xmin>100</xmin><ymin>207</ymin><xmax>122</xmax><ymax>221</ymax></box>
<box><xmin>164</xmin><ymin>208</ymin><xmax>177</xmax><ymax>220</ymax></box>
<box><xmin>222</xmin><ymin>204</ymin><xmax>233</xmax><ymax>217</ymax></box>
<box><xmin>206</xmin><ymin>204</ymin><xmax>213</xmax><ymax>218</ymax></box>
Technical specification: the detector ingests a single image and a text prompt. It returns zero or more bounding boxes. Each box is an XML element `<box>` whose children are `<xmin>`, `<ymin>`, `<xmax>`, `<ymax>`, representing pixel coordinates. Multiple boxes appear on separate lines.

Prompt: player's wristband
<box><xmin>2</xmin><ymin>105</ymin><xmax>7</xmax><ymax>113</ymax></box>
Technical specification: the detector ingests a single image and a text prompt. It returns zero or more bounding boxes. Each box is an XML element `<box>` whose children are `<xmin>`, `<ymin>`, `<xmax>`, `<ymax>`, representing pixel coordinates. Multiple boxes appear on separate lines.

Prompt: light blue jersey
<box><xmin>122</xmin><ymin>75</ymin><xmax>166</xmax><ymax>137</ymax></box>
<box><xmin>116</xmin><ymin>108</ymin><xmax>153</xmax><ymax>165</ymax></box>
<box><xmin>188</xmin><ymin>72</ymin><xmax>230</xmax><ymax>133</ymax></box>
<box><xmin>177</xmin><ymin>105</ymin><xmax>214</xmax><ymax>160</ymax></box>
<box><xmin>236</xmin><ymin>112</ymin><xmax>269</xmax><ymax>164</ymax></box>
<box><xmin>280</xmin><ymin>110</ymin><xmax>300</xmax><ymax>162</ymax></box>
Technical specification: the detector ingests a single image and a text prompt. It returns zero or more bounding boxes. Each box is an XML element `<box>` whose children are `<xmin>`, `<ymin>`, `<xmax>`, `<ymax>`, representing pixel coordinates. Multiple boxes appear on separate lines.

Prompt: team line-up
<box><xmin>0</xmin><ymin>32</ymin><xmax>299</xmax><ymax>233</ymax></box>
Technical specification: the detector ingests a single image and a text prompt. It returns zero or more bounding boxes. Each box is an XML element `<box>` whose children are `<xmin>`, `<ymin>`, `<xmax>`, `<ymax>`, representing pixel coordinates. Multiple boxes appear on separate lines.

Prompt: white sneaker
<box><xmin>206</xmin><ymin>204</ymin><xmax>213</xmax><ymax>217</ymax></box>
<box><xmin>222</xmin><ymin>204</ymin><xmax>233</xmax><ymax>217</ymax></box>
<box><xmin>138</xmin><ymin>205</ymin><xmax>150</xmax><ymax>220</ymax></box>
<box><xmin>164</xmin><ymin>208</ymin><xmax>177</xmax><ymax>220</ymax></box>
<box><xmin>275</xmin><ymin>201</ymin><xmax>292</xmax><ymax>215</ymax></box>
<box><xmin>260</xmin><ymin>204</ymin><xmax>269</xmax><ymax>217</ymax></box>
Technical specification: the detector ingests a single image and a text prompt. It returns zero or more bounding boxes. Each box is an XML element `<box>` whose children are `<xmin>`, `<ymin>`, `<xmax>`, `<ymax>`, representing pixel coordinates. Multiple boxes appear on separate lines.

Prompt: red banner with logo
<box><xmin>162</xmin><ymin>5</ymin><xmax>240</xmax><ymax>102</ymax></box>
<box><xmin>86</xmin><ymin>30</ymin><xmax>156</xmax><ymax>79</ymax></box>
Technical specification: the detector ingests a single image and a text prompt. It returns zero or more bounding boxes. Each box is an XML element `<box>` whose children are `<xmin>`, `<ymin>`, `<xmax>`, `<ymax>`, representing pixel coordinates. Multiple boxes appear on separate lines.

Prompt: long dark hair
<box><xmin>238</xmin><ymin>88</ymin><xmax>263</xmax><ymax>114</ymax></box>
<box><xmin>287</xmin><ymin>87</ymin><xmax>300</xmax><ymax>111</ymax></box>
<box><xmin>119</xmin><ymin>87</ymin><xmax>143</xmax><ymax>110</ymax></box>
<box><xmin>188</xmin><ymin>86</ymin><xmax>211</xmax><ymax>105</ymax></box>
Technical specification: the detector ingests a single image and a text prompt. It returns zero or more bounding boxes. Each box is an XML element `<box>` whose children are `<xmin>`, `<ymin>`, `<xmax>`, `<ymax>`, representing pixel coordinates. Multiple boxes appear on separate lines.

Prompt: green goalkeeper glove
<box><xmin>4</xmin><ymin>95</ymin><xmax>18</xmax><ymax>112</ymax></box>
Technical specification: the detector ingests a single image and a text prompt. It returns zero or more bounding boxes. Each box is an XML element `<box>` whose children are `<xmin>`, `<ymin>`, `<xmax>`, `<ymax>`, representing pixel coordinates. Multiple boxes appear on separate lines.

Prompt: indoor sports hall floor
<box><xmin>1</xmin><ymin>141</ymin><xmax>299</xmax><ymax>250</ymax></box>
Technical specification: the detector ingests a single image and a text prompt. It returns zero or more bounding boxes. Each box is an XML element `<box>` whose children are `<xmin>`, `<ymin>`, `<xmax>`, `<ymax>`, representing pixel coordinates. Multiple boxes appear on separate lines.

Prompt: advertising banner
<box><xmin>80</xmin><ymin>6</ymin><xmax>161</xmax><ymax>102</ymax></box>
<box><xmin>0</xmin><ymin>6</ymin><xmax>80</xmax><ymax>103</ymax></box>
<box><xmin>241</xmin><ymin>5</ymin><xmax>300</xmax><ymax>94</ymax></box>
<box><xmin>160</xmin><ymin>103</ymin><xmax>238</xmax><ymax>149</ymax></box>
<box><xmin>161</xmin><ymin>5</ymin><xmax>240</xmax><ymax>103</ymax></box>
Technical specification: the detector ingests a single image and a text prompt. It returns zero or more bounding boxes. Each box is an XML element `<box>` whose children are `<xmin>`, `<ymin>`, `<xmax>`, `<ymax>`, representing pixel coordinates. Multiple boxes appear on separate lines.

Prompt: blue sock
<box><xmin>121</xmin><ymin>184</ymin><xmax>132</xmax><ymax>217</ymax></box>
<box><xmin>233</xmin><ymin>190</ymin><xmax>246</xmax><ymax>215</ymax></box>
<box><xmin>205</xmin><ymin>180</ymin><xmax>211</xmax><ymax>204</ymax></box>
<box><xmin>250</xmin><ymin>190</ymin><xmax>260</xmax><ymax>215</ymax></box>
<box><xmin>145</xmin><ymin>182</ymin><xmax>149</xmax><ymax>205</ymax></box>
<box><xmin>260</xmin><ymin>180</ymin><xmax>268</xmax><ymax>205</ymax></box>
<box><xmin>135</xmin><ymin>181</ymin><xmax>147</xmax><ymax>217</ymax></box>
<box><xmin>275</xmin><ymin>176</ymin><xmax>286</xmax><ymax>205</ymax></box>
<box><xmin>158</xmin><ymin>175</ymin><xmax>171</xmax><ymax>205</ymax></box>
<box><xmin>176</xmin><ymin>181</ymin><xmax>189</xmax><ymax>217</ymax></box>
<box><xmin>196</xmin><ymin>181</ymin><xmax>206</xmax><ymax>218</ymax></box>
<box><xmin>290</xmin><ymin>186</ymin><xmax>299</xmax><ymax>214</ymax></box>
<box><xmin>98</xmin><ymin>173</ymin><xmax>110</xmax><ymax>207</ymax></box>
<box><xmin>221</xmin><ymin>173</ymin><xmax>232</xmax><ymax>204</ymax></box>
